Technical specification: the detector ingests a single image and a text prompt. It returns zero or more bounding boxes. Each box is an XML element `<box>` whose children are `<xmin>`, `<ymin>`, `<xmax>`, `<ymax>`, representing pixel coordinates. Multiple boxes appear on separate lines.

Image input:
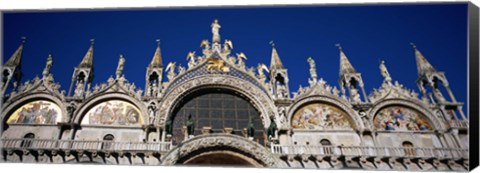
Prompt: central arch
<box><xmin>157</xmin><ymin>76</ymin><xmax>278</xmax><ymax>130</ymax></box>
<box><xmin>182</xmin><ymin>150</ymin><xmax>262</xmax><ymax>166</ymax></box>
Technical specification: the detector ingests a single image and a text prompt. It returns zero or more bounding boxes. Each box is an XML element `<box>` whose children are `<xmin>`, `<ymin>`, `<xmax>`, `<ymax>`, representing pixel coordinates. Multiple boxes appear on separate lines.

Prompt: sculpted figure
<box><xmin>379</xmin><ymin>60</ymin><xmax>392</xmax><ymax>84</ymax></box>
<box><xmin>206</xmin><ymin>58</ymin><xmax>229</xmax><ymax>73</ymax></box>
<box><xmin>43</xmin><ymin>54</ymin><xmax>53</xmax><ymax>76</ymax></box>
<box><xmin>211</xmin><ymin>19</ymin><xmax>221</xmax><ymax>43</ymax></box>
<box><xmin>116</xmin><ymin>54</ymin><xmax>126</xmax><ymax>79</ymax></box>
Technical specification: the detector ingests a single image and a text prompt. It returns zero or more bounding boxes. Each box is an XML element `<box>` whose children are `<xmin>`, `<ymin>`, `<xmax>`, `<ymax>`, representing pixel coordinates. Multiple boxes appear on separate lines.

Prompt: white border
<box><xmin>0</xmin><ymin>0</ymin><xmax>478</xmax><ymax>173</ymax></box>
<box><xmin>0</xmin><ymin>0</ymin><xmax>474</xmax><ymax>10</ymax></box>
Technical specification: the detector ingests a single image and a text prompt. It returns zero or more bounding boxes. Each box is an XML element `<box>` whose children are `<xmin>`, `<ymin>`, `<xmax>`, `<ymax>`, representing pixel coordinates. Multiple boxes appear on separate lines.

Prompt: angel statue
<box><xmin>236</xmin><ymin>52</ymin><xmax>247</xmax><ymax>68</ymax></box>
<box><xmin>223</xmin><ymin>39</ymin><xmax>233</xmax><ymax>52</ymax></box>
<box><xmin>165</xmin><ymin>62</ymin><xmax>176</xmax><ymax>81</ymax></box>
<box><xmin>186</xmin><ymin>51</ymin><xmax>196</xmax><ymax>69</ymax></box>
<box><xmin>257</xmin><ymin>63</ymin><xmax>269</xmax><ymax>83</ymax></box>
<box><xmin>200</xmin><ymin>39</ymin><xmax>210</xmax><ymax>49</ymax></box>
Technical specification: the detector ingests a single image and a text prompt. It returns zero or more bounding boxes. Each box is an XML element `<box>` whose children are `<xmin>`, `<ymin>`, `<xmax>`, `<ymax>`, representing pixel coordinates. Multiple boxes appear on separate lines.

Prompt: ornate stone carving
<box><xmin>161</xmin><ymin>134</ymin><xmax>283</xmax><ymax>167</ymax></box>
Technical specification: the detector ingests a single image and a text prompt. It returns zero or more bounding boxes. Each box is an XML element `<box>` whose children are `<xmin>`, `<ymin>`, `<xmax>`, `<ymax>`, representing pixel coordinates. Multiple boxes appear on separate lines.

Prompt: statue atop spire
<box><xmin>116</xmin><ymin>54</ymin><xmax>126</xmax><ymax>79</ymax></box>
<box><xmin>379</xmin><ymin>60</ymin><xmax>392</xmax><ymax>85</ymax></box>
<box><xmin>43</xmin><ymin>54</ymin><xmax>53</xmax><ymax>77</ymax></box>
<box><xmin>211</xmin><ymin>19</ymin><xmax>221</xmax><ymax>43</ymax></box>
<box><xmin>307</xmin><ymin>57</ymin><xmax>317</xmax><ymax>85</ymax></box>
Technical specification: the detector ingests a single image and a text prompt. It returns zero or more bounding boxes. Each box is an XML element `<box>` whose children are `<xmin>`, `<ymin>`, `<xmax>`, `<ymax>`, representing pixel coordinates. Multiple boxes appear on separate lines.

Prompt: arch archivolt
<box><xmin>72</xmin><ymin>93</ymin><xmax>148</xmax><ymax>125</ymax></box>
<box><xmin>1</xmin><ymin>93</ymin><xmax>67</xmax><ymax>124</ymax></box>
<box><xmin>156</xmin><ymin>75</ymin><xmax>277</xmax><ymax>128</ymax></box>
<box><xmin>161</xmin><ymin>134</ymin><xmax>285</xmax><ymax>167</ymax></box>
<box><xmin>287</xmin><ymin>95</ymin><xmax>363</xmax><ymax>130</ymax></box>
<box><xmin>369</xmin><ymin>99</ymin><xmax>443</xmax><ymax>131</ymax></box>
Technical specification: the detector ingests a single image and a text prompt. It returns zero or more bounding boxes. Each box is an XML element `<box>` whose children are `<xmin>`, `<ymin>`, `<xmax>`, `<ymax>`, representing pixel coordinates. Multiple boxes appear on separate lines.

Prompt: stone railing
<box><xmin>1</xmin><ymin>138</ymin><xmax>172</xmax><ymax>153</ymax></box>
<box><xmin>449</xmin><ymin>120</ymin><xmax>469</xmax><ymax>129</ymax></box>
<box><xmin>271</xmin><ymin>145</ymin><xmax>469</xmax><ymax>160</ymax></box>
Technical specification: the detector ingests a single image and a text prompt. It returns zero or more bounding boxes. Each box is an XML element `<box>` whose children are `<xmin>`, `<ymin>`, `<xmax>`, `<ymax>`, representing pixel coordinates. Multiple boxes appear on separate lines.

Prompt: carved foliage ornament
<box><xmin>161</xmin><ymin>134</ymin><xmax>281</xmax><ymax>167</ymax></box>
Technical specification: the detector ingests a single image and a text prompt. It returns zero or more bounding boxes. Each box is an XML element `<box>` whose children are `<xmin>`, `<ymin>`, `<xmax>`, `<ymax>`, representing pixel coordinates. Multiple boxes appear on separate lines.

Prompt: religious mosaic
<box><xmin>374</xmin><ymin>106</ymin><xmax>432</xmax><ymax>131</ymax></box>
<box><xmin>7</xmin><ymin>100</ymin><xmax>62</xmax><ymax>124</ymax></box>
<box><xmin>291</xmin><ymin>103</ymin><xmax>352</xmax><ymax>129</ymax></box>
<box><xmin>81</xmin><ymin>100</ymin><xmax>143</xmax><ymax>125</ymax></box>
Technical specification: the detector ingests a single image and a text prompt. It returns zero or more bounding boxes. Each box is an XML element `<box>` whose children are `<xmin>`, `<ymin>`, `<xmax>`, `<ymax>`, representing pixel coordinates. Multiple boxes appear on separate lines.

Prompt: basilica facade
<box><xmin>0</xmin><ymin>20</ymin><xmax>470</xmax><ymax>171</ymax></box>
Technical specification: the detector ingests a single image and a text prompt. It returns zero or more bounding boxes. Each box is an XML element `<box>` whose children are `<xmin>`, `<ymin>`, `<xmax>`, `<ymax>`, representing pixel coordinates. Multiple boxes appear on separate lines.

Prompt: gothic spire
<box><xmin>78</xmin><ymin>39</ymin><xmax>95</xmax><ymax>68</ymax></box>
<box><xmin>411</xmin><ymin>43</ymin><xmax>436</xmax><ymax>76</ymax></box>
<box><xmin>149</xmin><ymin>39</ymin><xmax>163</xmax><ymax>68</ymax></box>
<box><xmin>4</xmin><ymin>37</ymin><xmax>26</xmax><ymax>67</ymax></box>
<box><xmin>269</xmin><ymin>41</ymin><xmax>285</xmax><ymax>70</ymax></box>
<box><xmin>337</xmin><ymin>44</ymin><xmax>357</xmax><ymax>76</ymax></box>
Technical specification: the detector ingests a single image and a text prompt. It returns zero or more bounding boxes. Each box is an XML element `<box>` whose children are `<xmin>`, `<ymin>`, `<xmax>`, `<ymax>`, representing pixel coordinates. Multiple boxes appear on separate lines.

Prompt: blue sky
<box><xmin>3</xmin><ymin>3</ymin><xmax>468</xmax><ymax>112</ymax></box>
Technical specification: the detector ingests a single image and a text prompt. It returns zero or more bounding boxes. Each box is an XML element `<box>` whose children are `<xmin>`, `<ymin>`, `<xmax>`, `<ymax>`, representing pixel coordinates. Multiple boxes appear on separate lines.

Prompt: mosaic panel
<box><xmin>81</xmin><ymin>100</ymin><xmax>143</xmax><ymax>126</ymax></box>
<box><xmin>291</xmin><ymin>103</ymin><xmax>352</xmax><ymax>129</ymax></box>
<box><xmin>7</xmin><ymin>100</ymin><xmax>62</xmax><ymax>124</ymax></box>
<box><xmin>374</xmin><ymin>106</ymin><xmax>432</xmax><ymax>131</ymax></box>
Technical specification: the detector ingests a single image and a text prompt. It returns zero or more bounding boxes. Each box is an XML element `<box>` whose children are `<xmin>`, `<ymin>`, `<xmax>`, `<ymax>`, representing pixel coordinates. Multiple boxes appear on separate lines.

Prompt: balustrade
<box><xmin>1</xmin><ymin>138</ymin><xmax>172</xmax><ymax>153</ymax></box>
<box><xmin>270</xmin><ymin>144</ymin><xmax>468</xmax><ymax>160</ymax></box>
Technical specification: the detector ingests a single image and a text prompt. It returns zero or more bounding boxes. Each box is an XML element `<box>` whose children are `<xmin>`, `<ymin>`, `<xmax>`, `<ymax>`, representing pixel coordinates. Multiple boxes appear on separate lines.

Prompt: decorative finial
<box><xmin>156</xmin><ymin>39</ymin><xmax>160</xmax><ymax>46</ymax></box>
<box><xmin>21</xmin><ymin>36</ymin><xmax>27</xmax><ymax>44</ymax></box>
<box><xmin>410</xmin><ymin>42</ymin><xmax>417</xmax><ymax>49</ymax></box>
<box><xmin>90</xmin><ymin>38</ymin><xmax>95</xmax><ymax>45</ymax></box>
<box><xmin>335</xmin><ymin>43</ymin><xmax>342</xmax><ymax>50</ymax></box>
<box><xmin>270</xmin><ymin>40</ymin><xmax>275</xmax><ymax>47</ymax></box>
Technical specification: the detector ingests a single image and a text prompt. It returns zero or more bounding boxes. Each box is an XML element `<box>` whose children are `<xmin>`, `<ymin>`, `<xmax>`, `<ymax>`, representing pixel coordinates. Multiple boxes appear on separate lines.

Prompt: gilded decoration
<box><xmin>7</xmin><ymin>100</ymin><xmax>62</xmax><ymax>124</ymax></box>
<box><xmin>374</xmin><ymin>106</ymin><xmax>432</xmax><ymax>131</ymax></box>
<box><xmin>291</xmin><ymin>103</ymin><xmax>352</xmax><ymax>129</ymax></box>
<box><xmin>81</xmin><ymin>100</ymin><xmax>143</xmax><ymax>125</ymax></box>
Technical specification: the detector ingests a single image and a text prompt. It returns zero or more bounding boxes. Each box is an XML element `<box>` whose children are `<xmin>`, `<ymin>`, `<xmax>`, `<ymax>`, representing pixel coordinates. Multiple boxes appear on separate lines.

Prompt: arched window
<box><xmin>171</xmin><ymin>89</ymin><xmax>264</xmax><ymax>145</ymax></box>
<box><xmin>21</xmin><ymin>133</ymin><xmax>35</xmax><ymax>148</ymax></box>
<box><xmin>320</xmin><ymin>139</ymin><xmax>333</xmax><ymax>155</ymax></box>
<box><xmin>102</xmin><ymin>134</ymin><xmax>114</xmax><ymax>150</ymax></box>
<box><xmin>402</xmin><ymin>141</ymin><xmax>415</xmax><ymax>156</ymax></box>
